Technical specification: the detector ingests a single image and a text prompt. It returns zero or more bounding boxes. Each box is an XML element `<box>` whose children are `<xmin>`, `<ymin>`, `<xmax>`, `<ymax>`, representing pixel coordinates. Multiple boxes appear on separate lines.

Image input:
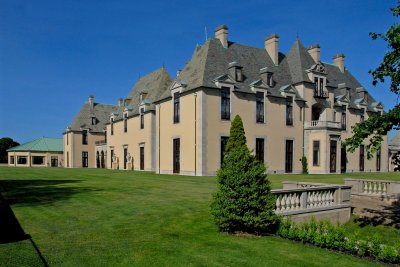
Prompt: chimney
<box><xmin>118</xmin><ymin>98</ymin><xmax>123</xmax><ymax>107</ymax></box>
<box><xmin>215</xmin><ymin>24</ymin><xmax>228</xmax><ymax>48</ymax></box>
<box><xmin>264</xmin><ymin>34</ymin><xmax>279</xmax><ymax>66</ymax></box>
<box><xmin>308</xmin><ymin>44</ymin><xmax>320</xmax><ymax>63</ymax></box>
<box><xmin>333</xmin><ymin>53</ymin><xmax>345</xmax><ymax>73</ymax></box>
<box><xmin>88</xmin><ymin>95</ymin><xmax>94</xmax><ymax>111</ymax></box>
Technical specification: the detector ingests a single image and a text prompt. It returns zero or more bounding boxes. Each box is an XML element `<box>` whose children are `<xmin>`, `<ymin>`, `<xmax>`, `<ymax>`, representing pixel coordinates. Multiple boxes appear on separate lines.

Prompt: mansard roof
<box><xmin>67</xmin><ymin>102</ymin><xmax>118</xmax><ymax>132</ymax></box>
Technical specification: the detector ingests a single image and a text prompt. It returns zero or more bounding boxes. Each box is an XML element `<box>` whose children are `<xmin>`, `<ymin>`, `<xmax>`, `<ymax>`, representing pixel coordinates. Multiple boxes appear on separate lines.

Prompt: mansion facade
<box><xmin>64</xmin><ymin>25</ymin><xmax>389</xmax><ymax>175</ymax></box>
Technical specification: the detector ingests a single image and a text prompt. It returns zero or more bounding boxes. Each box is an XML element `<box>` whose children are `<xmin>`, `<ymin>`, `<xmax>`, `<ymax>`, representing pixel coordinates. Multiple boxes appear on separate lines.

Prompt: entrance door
<box><xmin>140</xmin><ymin>147</ymin><xmax>144</xmax><ymax>170</ymax></box>
<box><xmin>330</xmin><ymin>140</ymin><xmax>337</xmax><ymax>173</ymax></box>
<box><xmin>285</xmin><ymin>140</ymin><xmax>293</xmax><ymax>173</ymax></box>
<box><xmin>123</xmin><ymin>148</ymin><xmax>127</xmax><ymax>170</ymax></box>
<box><xmin>51</xmin><ymin>157</ymin><xmax>58</xmax><ymax>167</ymax></box>
<box><xmin>173</xmin><ymin>138</ymin><xmax>180</xmax><ymax>174</ymax></box>
<box><xmin>341</xmin><ymin>146</ymin><xmax>347</xmax><ymax>173</ymax></box>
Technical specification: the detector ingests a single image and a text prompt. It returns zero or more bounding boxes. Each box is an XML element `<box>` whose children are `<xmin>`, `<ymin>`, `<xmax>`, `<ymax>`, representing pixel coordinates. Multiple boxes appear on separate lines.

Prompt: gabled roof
<box><xmin>68</xmin><ymin>103</ymin><xmax>118</xmax><ymax>132</ymax></box>
<box><xmin>284</xmin><ymin>39</ymin><xmax>315</xmax><ymax>84</ymax></box>
<box><xmin>7</xmin><ymin>137</ymin><xmax>63</xmax><ymax>152</ymax></box>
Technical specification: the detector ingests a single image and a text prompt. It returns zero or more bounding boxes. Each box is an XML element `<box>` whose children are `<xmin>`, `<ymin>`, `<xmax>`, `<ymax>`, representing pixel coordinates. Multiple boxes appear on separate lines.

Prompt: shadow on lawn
<box><xmin>354</xmin><ymin>201</ymin><xmax>400</xmax><ymax>229</ymax></box>
<box><xmin>0</xmin><ymin>179</ymin><xmax>97</xmax><ymax>206</ymax></box>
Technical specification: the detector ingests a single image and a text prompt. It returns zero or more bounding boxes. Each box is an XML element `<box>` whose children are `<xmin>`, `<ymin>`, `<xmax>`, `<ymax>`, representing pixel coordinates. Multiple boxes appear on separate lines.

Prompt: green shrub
<box><xmin>210</xmin><ymin>115</ymin><xmax>278</xmax><ymax>234</ymax></box>
<box><xmin>277</xmin><ymin>218</ymin><xmax>400</xmax><ymax>264</ymax></box>
<box><xmin>300</xmin><ymin>156</ymin><xmax>308</xmax><ymax>174</ymax></box>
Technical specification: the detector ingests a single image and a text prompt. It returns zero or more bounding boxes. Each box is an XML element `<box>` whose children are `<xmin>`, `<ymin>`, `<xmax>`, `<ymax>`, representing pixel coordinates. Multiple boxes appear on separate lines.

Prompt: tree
<box><xmin>0</xmin><ymin>137</ymin><xmax>20</xmax><ymax>163</ymax></box>
<box><xmin>344</xmin><ymin>2</ymin><xmax>400</xmax><ymax>159</ymax></box>
<box><xmin>210</xmin><ymin>115</ymin><xmax>278</xmax><ymax>234</ymax></box>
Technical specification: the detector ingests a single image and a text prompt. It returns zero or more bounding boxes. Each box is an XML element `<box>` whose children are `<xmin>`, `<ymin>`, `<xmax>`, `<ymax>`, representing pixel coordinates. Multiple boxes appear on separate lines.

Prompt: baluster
<box><xmin>363</xmin><ymin>181</ymin><xmax>368</xmax><ymax>193</ymax></box>
<box><xmin>317</xmin><ymin>191</ymin><xmax>322</xmax><ymax>207</ymax></box>
<box><xmin>308</xmin><ymin>192</ymin><xmax>313</xmax><ymax>208</ymax></box>
<box><xmin>382</xmin><ymin>183</ymin><xmax>387</xmax><ymax>195</ymax></box>
<box><xmin>323</xmin><ymin>191</ymin><xmax>328</xmax><ymax>206</ymax></box>
<box><xmin>275</xmin><ymin>196</ymin><xmax>281</xmax><ymax>211</ymax></box>
<box><xmin>296</xmin><ymin>193</ymin><xmax>301</xmax><ymax>209</ymax></box>
<box><xmin>281</xmin><ymin>194</ymin><xmax>287</xmax><ymax>211</ymax></box>
<box><xmin>377</xmin><ymin>182</ymin><xmax>382</xmax><ymax>194</ymax></box>
<box><xmin>290</xmin><ymin>193</ymin><xmax>296</xmax><ymax>210</ymax></box>
<box><xmin>372</xmin><ymin>182</ymin><xmax>377</xmax><ymax>194</ymax></box>
<box><xmin>286</xmin><ymin>194</ymin><xmax>292</xmax><ymax>210</ymax></box>
<box><xmin>330</xmin><ymin>190</ymin><xmax>335</xmax><ymax>205</ymax></box>
<box><xmin>368</xmin><ymin>181</ymin><xmax>372</xmax><ymax>194</ymax></box>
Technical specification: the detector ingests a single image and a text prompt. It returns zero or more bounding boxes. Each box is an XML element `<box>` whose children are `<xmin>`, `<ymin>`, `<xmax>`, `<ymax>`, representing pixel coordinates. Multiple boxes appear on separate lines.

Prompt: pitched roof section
<box><xmin>7</xmin><ymin>137</ymin><xmax>63</xmax><ymax>152</ymax></box>
<box><xmin>68</xmin><ymin>103</ymin><xmax>118</xmax><ymax>132</ymax></box>
<box><xmin>284</xmin><ymin>39</ymin><xmax>315</xmax><ymax>84</ymax></box>
<box><xmin>124</xmin><ymin>67</ymin><xmax>172</xmax><ymax>116</ymax></box>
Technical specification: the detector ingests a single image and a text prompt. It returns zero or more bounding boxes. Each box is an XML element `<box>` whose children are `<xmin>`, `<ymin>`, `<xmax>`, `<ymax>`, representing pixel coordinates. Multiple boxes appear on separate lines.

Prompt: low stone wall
<box><xmin>272</xmin><ymin>183</ymin><xmax>352</xmax><ymax>224</ymax></box>
<box><xmin>344</xmin><ymin>178</ymin><xmax>400</xmax><ymax>204</ymax></box>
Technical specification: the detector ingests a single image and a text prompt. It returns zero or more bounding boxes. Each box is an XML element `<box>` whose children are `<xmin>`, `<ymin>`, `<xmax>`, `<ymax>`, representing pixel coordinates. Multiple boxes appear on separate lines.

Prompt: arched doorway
<box><xmin>101</xmin><ymin>151</ymin><xmax>105</xmax><ymax>168</ymax></box>
<box><xmin>311</xmin><ymin>103</ymin><xmax>324</xmax><ymax>121</ymax></box>
<box><xmin>96</xmin><ymin>151</ymin><xmax>100</xmax><ymax>168</ymax></box>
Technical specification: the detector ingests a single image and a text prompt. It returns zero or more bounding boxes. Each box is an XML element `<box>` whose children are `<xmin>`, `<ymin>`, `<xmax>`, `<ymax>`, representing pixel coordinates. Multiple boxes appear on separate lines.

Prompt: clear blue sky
<box><xmin>0</xmin><ymin>0</ymin><xmax>398</xmax><ymax>143</ymax></box>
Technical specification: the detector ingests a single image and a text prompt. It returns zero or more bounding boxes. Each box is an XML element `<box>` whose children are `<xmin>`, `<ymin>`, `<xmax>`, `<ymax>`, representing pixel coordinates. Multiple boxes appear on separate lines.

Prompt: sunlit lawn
<box><xmin>0</xmin><ymin>167</ymin><xmax>398</xmax><ymax>266</ymax></box>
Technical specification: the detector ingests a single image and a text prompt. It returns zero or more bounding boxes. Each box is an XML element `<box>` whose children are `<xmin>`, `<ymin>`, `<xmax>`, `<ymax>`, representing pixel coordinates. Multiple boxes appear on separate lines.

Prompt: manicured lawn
<box><xmin>0</xmin><ymin>167</ymin><xmax>398</xmax><ymax>266</ymax></box>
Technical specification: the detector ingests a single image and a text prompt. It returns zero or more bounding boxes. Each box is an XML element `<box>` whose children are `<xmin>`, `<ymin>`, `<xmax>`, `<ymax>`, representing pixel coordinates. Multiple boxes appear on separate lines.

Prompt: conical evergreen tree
<box><xmin>211</xmin><ymin>115</ymin><xmax>278</xmax><ymax>234</ymax></box>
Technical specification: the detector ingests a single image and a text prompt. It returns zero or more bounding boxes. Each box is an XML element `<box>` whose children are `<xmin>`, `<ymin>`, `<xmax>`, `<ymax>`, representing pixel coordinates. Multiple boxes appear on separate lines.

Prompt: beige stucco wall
<box><xmin>157</xmin><ymin>91</ymin><xmax>199</xmax><ymax>175</ymax></box>
<box><xmin>63</xmin><ymin>131</ymin><xmax>104</xmax><ymax>168</ymax></box>
<box><xmin>8</xmin><ymin>151</ymin><xmax>63</xmax><ymax>167</ymax></box>
<box><xmin>106</xmin><ymin>111</ymin><xmax>155</xmax><ymax>171</ymax></box>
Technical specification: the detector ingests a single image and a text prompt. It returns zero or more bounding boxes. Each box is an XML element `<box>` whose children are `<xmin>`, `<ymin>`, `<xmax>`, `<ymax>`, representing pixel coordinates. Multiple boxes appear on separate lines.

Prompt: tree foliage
<box><xmin>0</xmin><ymin>137</ymin><xmax>20</xmax><ymax>163</ymax></box>
<box><xmin>344</xmin><ymin>2</ymin><xmax>400</xmax><ymax>158</ymax></box>
<box><xmin>210</xmin><ymin>115</ymin><xmax>278</xmax><ymax>234</ymax></box>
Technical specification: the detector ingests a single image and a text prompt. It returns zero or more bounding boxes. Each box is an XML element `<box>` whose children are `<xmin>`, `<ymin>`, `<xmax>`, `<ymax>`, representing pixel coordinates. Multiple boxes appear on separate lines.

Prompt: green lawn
<box><xmin>0</xmin><ymin>167</ymin><xmax>399</xmax><ymax>266</ymax></box>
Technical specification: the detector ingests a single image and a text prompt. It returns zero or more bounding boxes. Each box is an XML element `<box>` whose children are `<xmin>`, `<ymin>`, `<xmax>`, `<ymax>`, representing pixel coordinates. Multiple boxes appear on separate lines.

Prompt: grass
<box><xmin>0</xmin><ymin>167</ymin><xmax>399</xmax><ymax>266</ymax></box>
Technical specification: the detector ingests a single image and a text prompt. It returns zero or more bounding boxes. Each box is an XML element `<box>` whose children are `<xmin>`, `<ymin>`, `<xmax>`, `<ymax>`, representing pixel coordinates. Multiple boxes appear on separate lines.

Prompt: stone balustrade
<box><xmin>304</xmin><ymin>120</ymin><xmax>341</xmax><ymax>129</ymax></box>
<box><xmin>271</xmin><ymin>183</ymin><xmax>352</xmax><ymax>223</ymax></box>
<box><xmin>344</xmin><ymin>178</ymin><xmax>400</xmax><ymax>203</ymax></box>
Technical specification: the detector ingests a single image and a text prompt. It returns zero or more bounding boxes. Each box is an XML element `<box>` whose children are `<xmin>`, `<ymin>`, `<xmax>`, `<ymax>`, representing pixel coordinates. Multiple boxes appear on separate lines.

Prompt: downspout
<box><xmin>158</xmin><ymin>104</ymin><xmax>161</xmax><ymax>174</ymax></box>
<box><xmin>194</xmin><ymin>93</ymin><xmax>197</xmax><ymax>176</ymax></box>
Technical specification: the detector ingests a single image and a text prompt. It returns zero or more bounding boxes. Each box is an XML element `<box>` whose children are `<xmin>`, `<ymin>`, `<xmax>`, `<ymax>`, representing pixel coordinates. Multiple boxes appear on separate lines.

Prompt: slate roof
<box><xmin>156</xmin><ymin>37</ymin><xmax>381</xmax><ymax>112</ymax></box>
<box><xmin>68</xmin><ymin>102</ymin><xmax>118</xmax><ymax>132</ymax></box>
<box><xmin>7</xmin><ymin>137</ymin><xmax>63</xmax><ymax>152</ymax></box>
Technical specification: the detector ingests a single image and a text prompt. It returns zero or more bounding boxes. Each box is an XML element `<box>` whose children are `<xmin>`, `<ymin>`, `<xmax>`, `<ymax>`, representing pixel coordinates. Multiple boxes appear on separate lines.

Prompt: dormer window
<box><xmin>267</xmin><ymin>72</ymin><xmax>273</xmax><ymax>87</ymax></box>
<box><xmin>140</xmin><ymin>92</ymin><xmax>148</xmax><ymax>103</ymax></box>
<box><xmin>91</xmin><ymin>117</ymin><xmax>96</xmax><ymax>125</ymax></box>
<box><xmin>124</xmin><ymin>113</ymin><xmax>128</xmax><ymax>132</ymax></box>
<box><xmin>235</xmin><ymin>68</ymin><xmax>243</xmax><ymax>82</ymax></box>
<box><xmin>314</xmin><ymin>77</ymin><xmax>327</xmax><ymax>98</ymax></box>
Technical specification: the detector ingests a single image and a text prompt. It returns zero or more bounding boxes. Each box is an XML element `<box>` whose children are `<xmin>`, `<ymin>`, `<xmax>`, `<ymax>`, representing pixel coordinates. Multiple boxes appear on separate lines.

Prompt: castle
<box><xmin>63</xmin><ymin>25</ymin><xmax>388</xmax><ymax>175</ymax></box>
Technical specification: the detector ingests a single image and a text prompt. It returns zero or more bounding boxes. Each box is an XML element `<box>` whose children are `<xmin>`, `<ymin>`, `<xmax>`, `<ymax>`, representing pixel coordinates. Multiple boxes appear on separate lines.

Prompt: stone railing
<box><xmin>282</xmin><ymin>181</ymin><xmax>327</xmax><ymax>189</ymax></box>
<box><xmin>271</xmin><ymin>183</ymin><xmax>352</xmax><ymax>223</ymax></box>
<box><xmin>95</xmin><ymin>140</ymin><xmax>107</xmax><ymax>146</ymax></box>
<box><xmin>344</xmin><ymin>178</ymin><xmax>400</xmax><ymax>201</ymax></box>
<box><xmin>304</xmin><ymin>121</ymin><xmax>341</xmax><ymax>129</ymax></box>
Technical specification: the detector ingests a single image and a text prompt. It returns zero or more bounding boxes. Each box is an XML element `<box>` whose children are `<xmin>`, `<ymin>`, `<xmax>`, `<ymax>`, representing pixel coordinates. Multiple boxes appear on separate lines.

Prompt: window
<box><xmin>66</xmin><ymin>134</ymin><xmax>68</xmax><ymax>145</ymax></box>
<box><xmin>333</xmin><ymin>111</ymin><xmax>337</xmax><ymax>122</ymax></box>
<box><xmin>330</xmin><ymin>140</ymin><xmax>337</xmax><ymax>173</ymax></box>
<box><xmin>51</xmin><ymin>156</ymin><xmax>58</xmax><ymax>167</ymax></box>
<box><xmin>314</xmin><ymin>77</ymin><xmax>326</xmax><ymax>98</ymax></box>
<box><xmin>123</xmin><ymin>148</ymin><xmax>128</xmax><ymax>169</ymax></box>
<box><xmin>300</xmin><ymin>107</ymin><xmax>303</xmax><ymax>121</ymax></box>
<box><xmin>220</xmin><ymin>136</ymin><xmax>229</xmax><ymax>167</ymax></box>
<box><xmin>173</xmin><ymin>139</ymin><xmax>180</xmax><ymax>173</ymax></box>
<box><xmin>17</xmin><ymin>156</ymin><xmax>27</xmax><ymax>165</ymax></box>
<box><xmin>341</xmin><ymin>109</ymin><xmax>347</xmax><ymax>130</ymax></box>
<box><xmin>67</xmin><ymin>152</ymin><xmax>69</xmax><ymax>167</ymax></box>
<box><xmin>313</xmin><ymin>140</ymin><xmax>320</xmax><ymax>166</ymax></box>
<box><xmin>82</xmin><ymin>130</ymin><xmax>88</xmax><ymax>145</ymax></box>
<box><xmin>256</xmin><ymin>92</ymin><xmax>264</xmax><ymax>123</ymax></box>
<box><xmin>255</xmin><ymin>138</ymin><xmax>264</xmax><ymax>163</ymax></box>
<box><xmin>360</xmin><ymin>109</ymin><xmax>365</xmax><ymax>123</ymax></box>
<box><xmin>32</xmin><ymin>156</ymin><xmax>44</xmax><ymax>165</ymax></box>
<box><xmin>173</xmin><ymin>92</ymin><xmax>180</xmax><ymax>123</ymax></box>
<box><xmin>285</xmin><ymin>140</ymin><xmax>293</xmax><ymax>173</ymax></box>
<box><xmin>82</xmin><ymin>151</ymin><xmax>88</xmax><ymax>168</ymax></box>
<box><xmin>124</xmin><ymin>113</ymin><xmax>128</xmax><ymax>132</ymax></box>
<box><xmin>376</xmin><ymin>149</ymin><xmax>381</xmax><ymax>172</ymax></box>
<box><xmin>111</xmin><ymin>118</ymin><xmax>114</xmax><ymax>135</ymax></box>
<box><xmin>10</xmin><ymin>156</ymin><xmax>14</xmax><ymax>164</ymax></box>
<box><xmin>110</xmin><ymin>149</ymin><xmax>114</xmax><ymax>165</ymax></box>
<box><xmin>221</xmin><ymin>87</ymin><xmax>230</xmax><ymax>120</ymax></box>
<box><xmin>91</xmin><ymin>117</ymin><xmax>96</xmax><ymax>125</ymax></box>
<box><xmin>235</xmin><ymin>68</ymin><xmax>243</xmax><ymax>82</ymax></box>
<box><xmin>140</xmin><ymin>108</ymin><xmax>144</xmax><ymax>129</ymax></box>
<box><xmin>267</xmin><ymin>73</ymin><xmax>273</xmax><ymax>87</ymax></box>
<box><xmin>359</xmin><ymin>145</ymin><xmax>365</xmax><ymax>172</ymax></box>
<box><xmin>286</xmin><ymin>96</ymin><xmax>293</xmax><ymax>126</ymax></box>
<box><xmin>140</xmin><ymin>146</ymin><xmax>144</xmax><ymax>170</ymax></box>
<box><xmin>104</xmin><ymin>130</ymin><xmax>107</xmax><ymax>144</ymax></box>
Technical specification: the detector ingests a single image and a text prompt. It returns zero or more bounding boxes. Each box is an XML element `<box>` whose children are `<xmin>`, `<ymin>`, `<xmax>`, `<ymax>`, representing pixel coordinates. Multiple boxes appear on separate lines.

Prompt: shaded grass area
<box><xmin>0</xmin><ymin>167</ymin><xmax>398</xmax><ymax>266</ymax></box>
